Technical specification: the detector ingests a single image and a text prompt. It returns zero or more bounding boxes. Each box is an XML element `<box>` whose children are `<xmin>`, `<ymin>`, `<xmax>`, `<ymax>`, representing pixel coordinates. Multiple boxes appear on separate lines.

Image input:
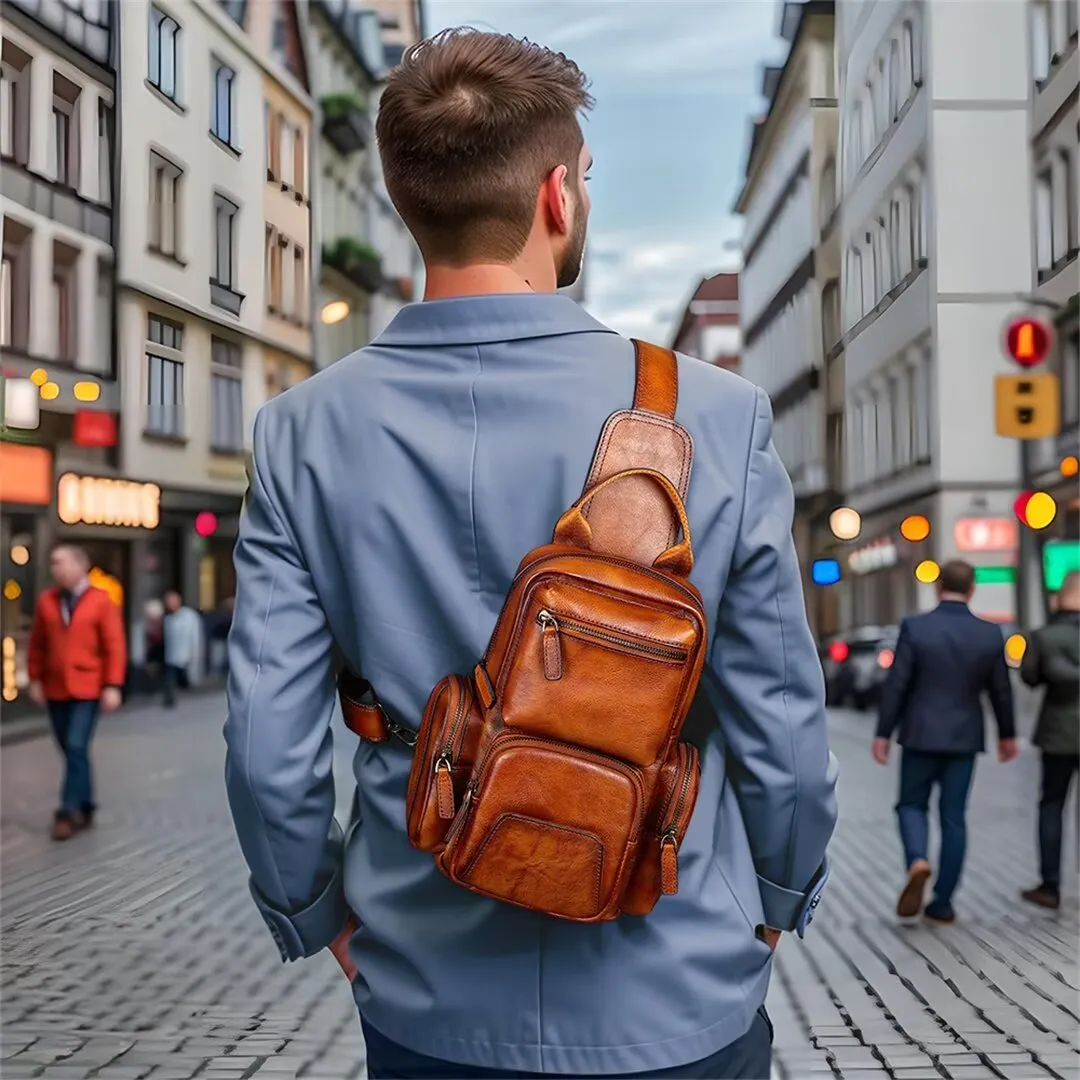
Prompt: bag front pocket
<box><xmin>499</xmin><ymin>578</ymin><xmax>699</xmax><ymax>765</ymax></box>
<box><xmin>440</xmin><ymin>731</ymin><xmax>645</xmax><ymax>921</ymax></box>
<box><xmin>621</xmin><ymin>741</ymin><xmax>701</xmax><ymax>915</ymax></box>
<box><xmin>406</xmin><ymin>674</ymin><xmax>483</xmax><ymax>853</ymax></box>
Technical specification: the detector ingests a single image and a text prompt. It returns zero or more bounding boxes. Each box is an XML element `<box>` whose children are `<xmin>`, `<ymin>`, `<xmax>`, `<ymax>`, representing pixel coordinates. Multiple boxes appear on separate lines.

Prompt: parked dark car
<box><xmin>821</xmin><ymin>625</ymin><xmax>898</xmax><ymax>710</ymax></box>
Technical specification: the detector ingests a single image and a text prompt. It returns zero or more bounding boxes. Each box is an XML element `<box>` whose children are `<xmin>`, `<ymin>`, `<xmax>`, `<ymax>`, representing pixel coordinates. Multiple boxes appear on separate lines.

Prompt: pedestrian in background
<box><xmin>873</xmin><ymin>559</ymin><xmax>1017</xmax><ymax>924</ymax></box>
<box><xmin>162</xmin><ymin>590</ymin><xmax>201</xmax><ymax>707</ymax></box>
<box><xmin>27</xmin><ymin>543</ymin><xmax>126</xmax><ymax>841</ymax></box>
<box><xmin>1020</xmin><ymin>570</ymin><xmax>1080</xmax><ymax>910</ymax></box>
<box><xmin>224</xmin><ymin>28</ymin><xmax>836</xmax><ymax>1080</ymax></box>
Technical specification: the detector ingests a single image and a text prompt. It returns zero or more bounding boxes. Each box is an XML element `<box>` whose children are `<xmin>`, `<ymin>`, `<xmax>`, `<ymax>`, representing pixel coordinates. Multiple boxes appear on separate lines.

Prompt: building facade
<box><xmin>735</xmin><ymin>1</ymin><xmax>838</xmax><ymax>638</ymax></box>
<box><xmin>1022</xmin><ymin>0</ymin><xmax>1078</xmax><ymax>623</ymax></box>
<box><xmin>1</xmin><ymin>0</ymin><xmax>123</xmax><ymax>711</ymax></box>
<box><xmin>669</xmin><ymin>272</ymin><xmax>740</xmax><ymax>372</ymax></box>
<box><xmin>308</xmin><ymin>0</ymin><xmax>385</xmax><ymax>368</ymax></box>
<box><xmin>833</xmin><ymin>0</ymin><xmax>1033</xmax><ymax>627</ymax></box>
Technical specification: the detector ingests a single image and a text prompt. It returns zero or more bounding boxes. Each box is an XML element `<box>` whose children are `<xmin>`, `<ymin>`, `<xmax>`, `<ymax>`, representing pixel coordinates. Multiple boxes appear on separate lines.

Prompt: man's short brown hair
<box><xmin>376</xmin><ymin>29</ymin><xmax>593</xmax><ymax>263</ymax></box>
<box><xmin>939</xmin><ymin>559</ymin><xmax>975</xmax><ymax>595</ymax></box>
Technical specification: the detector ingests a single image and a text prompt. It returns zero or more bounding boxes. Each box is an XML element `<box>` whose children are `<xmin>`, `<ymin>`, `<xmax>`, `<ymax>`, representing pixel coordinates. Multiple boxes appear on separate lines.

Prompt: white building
<box><xmin>1022</xmin><ymin>0</ymin><xmax>1078</xmax><ymax>623</ymax></box>
<box><xmin>735</xmin><ymin>0</ymin><xmax>839</xmax><ymax>638</ymax></box>
<box><xmin>114</xmin><ymin>0</ymin><xmax>303</xmax><ymax>615</ymax></box>
<box><xmin>834</xmin><ymin>0</ymin><xmax>1034</xmax><ymax>626</ymax></box>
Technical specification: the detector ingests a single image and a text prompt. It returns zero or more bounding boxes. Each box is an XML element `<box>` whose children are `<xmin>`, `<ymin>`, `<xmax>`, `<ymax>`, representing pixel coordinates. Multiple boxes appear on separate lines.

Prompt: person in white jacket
<box><xmin>163</xmin><ymin>591</ymin><xmax>202</xmax><ymax>707</ymax></box>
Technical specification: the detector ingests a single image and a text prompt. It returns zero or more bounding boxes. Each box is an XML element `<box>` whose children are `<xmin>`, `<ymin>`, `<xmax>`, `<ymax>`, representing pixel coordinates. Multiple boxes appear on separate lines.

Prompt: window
<box><xmin>292</xmin><ymin>127</ymin><xmax>305</xmax><ymax>197</ymax></box>
<box><xmin>0</xmin><ymin>256</ymin><xmax>10</xmax><ymax>347</ymax></box>
<box><xmin>213</xmin><ymin>194</ymin><xmax>238</xmax><ymax>288</ymax></box>
<box><xmin>146</xmin><ymin>315</ymin><xmax>184</xmax><ymax>437</ymax></box>
<box><xmin>1068</xmin><ymin>0</ymin><xmax>1079</xmax><ymax>41</ymax></box>
<box><xmin>53</xmin><ymin>269</ymin><xmax>74</xmax><ymax>360</ymax></box>
<box><xmin>97</xmin><ymin>101</ymin><xmax>113</xmax><ymax>205</ymax></box>
<box><xmin>860</xmin><ymin>237</ymin><xmax>875</xmax><ymax>313</ymax></box>
<box><xmin>892</xmin><ymin>367</ymin><xmax>911</xmax><ymax>470</ymax></box>
<box><xmin>1035</xmin><ymin>167</ymin><xmax>1054</xmax><ymax>272</ymax></box>
<box><xmin>859</xmin><ymin>85</ymin><xmax>875</xmax><ymax>162</ymax></box>
<box><xmin>148</xmin><ymin>5</ymin><xmax>180</xmax><ymax>101</ymax></box>
<box><xmin>293</xmin><ymin>245</ymin><xmax>305</xmax><ymax>320</ymax></box>
<box><xmin>279</xmin><ymin>119</ymin><xmax>294</xmax><ymax>187</ymax></box>
<box><xmin>888</xmin><ymin>39</ymin><xmax>901</xmax><ymax>120</ymax></box>
<box><xmin>267</xmin><ymin>226</ymin><xmax>283</xmax><ymax>310</ymax></box>
<box><xmin>210</xmin><ymin>337</ymin><xmax>244</xmax><ymax>451</ymax></box>
<box><xmin>910</xmin><ymin>349</ymin><xmax>932</xmax><ymax>463</ymax></box>
<box><xmin>820</xmin><ymin>159</ymin><xmax>836</xmax><ymax>229</ymax></box>
<box><xmin>50</xmin><ymin>73</ymin><xmax>80</xmax><ymax>189</ymax></box>
<box><xmin>266</xmin><ymin>106</ymin><xmax>281</xmax><ymax>179</ymax></box>
<box><xmin>149</xmin><ymin>152</ymin><xmax>182</xmax><ymax>258</ymax></box>
<box><xmin>1</xmin><ymin>43</ymin><xmax>30</xmax><ymax>165</ymax></box>
<box><xmin>904</xmin><ymin>18</ymin><xmax>921</xmax><ymax>85</ymax></box>
<box><xmin>1062</xmin><ymin>327</ymin><xmax>1079</xmax><ymax>429</ymax></box>
<box><xmin>272</xmin><ymin>0</ymin><xmax>288</xmax><ymax>58</ymax></box>
<box><xmin>892</xmin><ymin>188</ymin><xmax>913</xmax><ymax>280</ymax></box>
<box><xmin>211</xmin><ymin>62</ymin><xmax>236</xmax><ymax>148</ymax></box>
<box><xmin>1059</xmin><ymin>150</ymin><xmax>1077</xmax><ymax>257</ymax></box>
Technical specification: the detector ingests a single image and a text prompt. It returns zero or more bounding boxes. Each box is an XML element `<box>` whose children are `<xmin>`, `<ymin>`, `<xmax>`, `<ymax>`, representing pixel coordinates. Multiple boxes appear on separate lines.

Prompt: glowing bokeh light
<box><xmin>1004</xmin><ymin>633</ymin><xmax>1027</xmax><ymax>667</ymax></box>
<box><xmin>828</xmin><ymin>641</ymin><xmax>849</xmax><ymax>664</ymax></box>
<box><xmin>73</xmin><ymin>381</ymin><xmax>101</xmax><ymax>402</ymax></box>
<box><xmin>29</xmin><ymin>368</ymin><xmax>48</xmax><ymax>386</ymax></box>
<box><xmin>2</xmin><ymin>579</ymin><xmax>22</xmax><ymax>601</ymax></box>
<box><xmin>320</xmin><ymin>300</ymin><xmax>351</xmax><ymax>325</ymax></box>
<box><xmin>39</xmin><ymin>381</ymin><xmax>60</xmax><ymax>400</ymax></box>
<box><xmin>1023</xmin><ymin>491</ymin><xmax>1057</xmax><ymax>530</ymax></box>
<box><xmin>878</xmin><ymin>648</ymin><xmax>895</xmax><ymax>669</ymax></box>
<box><xmin>829</xmin><ymin>506</ymin><xmax>862</xmax><ymax>541</ymax></box>
<box><xmin>195</xmin><ymin>511</ymin><xmax>219</xmax><ymax>538</ymax></box>
<box><xmin>1060</xmin><ymin>456</ymin><xmax>1078</xmax><ymax>479</ymax></box>
<box><xmin>811</xmin><ymin>558</ymin><xmax>842</xmax><ymax>586</ymax></box>
<box><xmin>915</xmin><ymin>560</ymin><xmax>941</xmax><ymax>584</ymax></box>
<box><xmin>9</xmin><ymin>544</ymin><xmax>29</xmax><ymax>566</ymax></box>
<box><xmin>899</xmin><ymin>514</ymin><xmax>931</xmax><ymax>542</ymax></box>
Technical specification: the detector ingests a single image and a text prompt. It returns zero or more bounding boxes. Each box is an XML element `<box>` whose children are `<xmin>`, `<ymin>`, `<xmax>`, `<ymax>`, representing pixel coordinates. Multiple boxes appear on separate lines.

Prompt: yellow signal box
<box><xmin>994</xmin><ymin>373</ymin><xmax>1061</xmax><ymax>439</ymax></box>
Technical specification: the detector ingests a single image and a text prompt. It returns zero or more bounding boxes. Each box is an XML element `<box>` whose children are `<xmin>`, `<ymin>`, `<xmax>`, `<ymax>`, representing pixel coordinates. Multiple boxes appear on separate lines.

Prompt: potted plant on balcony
<box><xmin>320</xmin><ymin>93</ymin><xmax>370</xmax><ymax>155</ymax></box>
<box><xmin>324</xmin><ymin>237</ymin><xmax>384</xmax><ymax>293</ymax></box>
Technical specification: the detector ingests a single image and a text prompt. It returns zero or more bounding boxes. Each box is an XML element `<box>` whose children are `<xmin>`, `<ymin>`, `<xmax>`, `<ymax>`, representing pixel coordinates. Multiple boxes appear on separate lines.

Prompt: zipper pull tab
<box><xmin>435</xmin><ymin>756</ymin><xmax>455</xmax><ymax>819</ymax></box>
<box><xmin>537</xmin><ymin>610</ymin><xmax>563</xmax><ymax>681</ymax></box>
<box><xmin>660</xmin><ymin>831</ymin><xmax>679</xmax><ymax>895</ymax></box>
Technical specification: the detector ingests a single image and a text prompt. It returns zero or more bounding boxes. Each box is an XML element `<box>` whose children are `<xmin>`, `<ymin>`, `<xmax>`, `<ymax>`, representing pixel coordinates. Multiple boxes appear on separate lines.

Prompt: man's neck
<box><xmin>69</xmin><ymin>577</ymin><xmax>89</xmax><ymax>596</ymax></box>
<box><xmin>423</xmin><ymin>262</ymin><xmax>554</xmax><ymax>300</ymax></box>
<box><xmin>939</xmin><ymin>593</ymin><xmax>969</xmax><ymax>604</ymax></box>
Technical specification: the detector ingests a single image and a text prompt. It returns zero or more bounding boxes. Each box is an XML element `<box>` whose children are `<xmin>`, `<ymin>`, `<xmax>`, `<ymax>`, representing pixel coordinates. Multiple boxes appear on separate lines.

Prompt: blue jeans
<box><xmin>361</xmin><ymin>1009</ymin><xmax>773</xmax><ymax>1079</ymax></box>
<box><xmin>48</xmin><ymin>699</ymin><xmax>100</xmax><ymax>816</ymax></box>
<box><xmin>896</xmin><ymin>750</ymin><xmax>976</xmax><ymax>906</ymax></box>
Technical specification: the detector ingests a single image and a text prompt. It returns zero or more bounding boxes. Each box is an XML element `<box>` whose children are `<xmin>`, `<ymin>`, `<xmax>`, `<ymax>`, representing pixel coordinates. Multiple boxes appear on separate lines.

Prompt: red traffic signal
<box><xmin>1004</xmin><ymin>317</ymin><xmax>1052</xmax><ymax>368</ymax></box>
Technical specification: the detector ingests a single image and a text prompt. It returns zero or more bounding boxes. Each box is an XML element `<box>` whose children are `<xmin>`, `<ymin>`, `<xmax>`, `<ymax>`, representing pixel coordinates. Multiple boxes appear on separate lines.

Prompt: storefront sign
<box><xmin>847</xmin><ymin>537</ymin><xmax>899</xmax><ymax>576</ymax></box>
<box><xmin>954</xmin><ymin>517</ymin><xmax>1018</xmax><ymax>554</ymax></box>
<box><xmin>73</xmin><ymin>410</ymin><xmax>118</xmax><ymax>448</ymax></box>
<box><xmin>0</xmin><ymin>443</ymin><xmax>52</xmax><ymax>505</ymax></box>
<box><xmin>57</xmin><ymin>473</ymin><xmax>161</xmax><ymax>529</ymax></box>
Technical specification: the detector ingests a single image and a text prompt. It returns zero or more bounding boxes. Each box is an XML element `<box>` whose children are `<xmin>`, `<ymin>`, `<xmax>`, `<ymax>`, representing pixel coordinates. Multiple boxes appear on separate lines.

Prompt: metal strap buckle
<box><xmin>385</xmin><ymin>714</ymin><xmax>418</xmax><ymax>748</ymax></box>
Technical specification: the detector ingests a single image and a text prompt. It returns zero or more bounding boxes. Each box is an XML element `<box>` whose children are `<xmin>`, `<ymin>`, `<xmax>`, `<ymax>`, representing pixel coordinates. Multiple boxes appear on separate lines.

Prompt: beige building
<box><xmin>735</xmin><ymin>0</ymin><xmax>839</xmax><ymax>638</ymax></box>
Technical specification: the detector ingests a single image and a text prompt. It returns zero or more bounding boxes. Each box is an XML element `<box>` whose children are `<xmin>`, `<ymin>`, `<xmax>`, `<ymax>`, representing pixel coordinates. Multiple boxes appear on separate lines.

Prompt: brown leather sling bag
<box><xmin>340</xmin><ymin>341</ymin><xmax>707</xmax><ymax>922</ymax></box>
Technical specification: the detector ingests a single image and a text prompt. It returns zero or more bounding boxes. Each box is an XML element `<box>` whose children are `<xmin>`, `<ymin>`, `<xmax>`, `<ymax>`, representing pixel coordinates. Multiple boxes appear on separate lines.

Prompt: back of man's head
<box><xmin>937</xmin><ymin>559</ymin><xmax>975</xmax><ymax>600</ymax></box>
<box><xmin>376</xmin><ymin>28</ymin><xmax>593</xmax><ymax>266</ymax></box>
<box><xmin>1058</xmin><ymin>570</ymin><xmax>1080</xmax><ymax>611</ymax></box>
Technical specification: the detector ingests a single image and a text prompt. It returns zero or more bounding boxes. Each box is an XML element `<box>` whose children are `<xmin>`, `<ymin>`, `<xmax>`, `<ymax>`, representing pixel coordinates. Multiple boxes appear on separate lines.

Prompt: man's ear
<box><xmin>543</xmin><ymin>164</ymin><xmax>571</xmax><ymax>235</ymax></box>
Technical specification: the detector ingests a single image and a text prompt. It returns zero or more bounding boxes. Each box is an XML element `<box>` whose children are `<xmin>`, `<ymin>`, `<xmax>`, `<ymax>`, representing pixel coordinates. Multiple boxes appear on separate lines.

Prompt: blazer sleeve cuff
<box><xmin>758</xmin><ymin>857</ymin><xmax>830</xmax><ymax>938</ymax></box>
<box><xmin>250</xmin><ymin>868</ymin><xmax>350</xmax><ymax>962</ymax></box>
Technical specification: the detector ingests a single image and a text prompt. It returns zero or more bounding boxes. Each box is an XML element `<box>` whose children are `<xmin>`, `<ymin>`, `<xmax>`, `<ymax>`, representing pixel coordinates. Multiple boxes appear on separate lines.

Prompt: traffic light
<box><xmin>994</xmin><ymin>314</ymin><xmax>1060</xmax><ymax>439</ymax></box>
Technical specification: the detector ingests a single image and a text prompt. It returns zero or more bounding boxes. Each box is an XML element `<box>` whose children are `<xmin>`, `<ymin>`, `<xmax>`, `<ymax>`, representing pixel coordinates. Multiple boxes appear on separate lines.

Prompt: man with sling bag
<box><xmin>225</xmin><ymin>29</ymin><xmax>837</xmax><ymax>1080</ymax></box>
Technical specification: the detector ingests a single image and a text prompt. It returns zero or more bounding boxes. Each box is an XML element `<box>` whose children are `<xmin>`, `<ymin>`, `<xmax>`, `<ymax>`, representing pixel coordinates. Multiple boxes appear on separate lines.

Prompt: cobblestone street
<box><xmin>2</xmin><ymin>696</ymin><xmax>1077</xmax><ymax>1079</ymax></box>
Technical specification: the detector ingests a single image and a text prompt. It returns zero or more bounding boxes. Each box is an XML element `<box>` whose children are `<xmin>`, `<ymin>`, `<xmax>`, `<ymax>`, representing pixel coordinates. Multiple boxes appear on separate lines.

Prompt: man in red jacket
<box><xmin>28</xmin><ymin>543</ymin><xmax>127</xmax><ymax>840</ymax></box>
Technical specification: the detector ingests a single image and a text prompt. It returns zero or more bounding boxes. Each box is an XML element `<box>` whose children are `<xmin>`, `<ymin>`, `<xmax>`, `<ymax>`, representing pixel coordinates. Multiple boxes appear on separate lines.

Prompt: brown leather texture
<box><xmin>339</xmin><ymin>670</ymin><xmax>392</xmax><ymax>743</ymax></box>
<box><xmin>405</xmin><ymin>465</ymin><xmax>707</xmax><ymax>922</ymax></box>
<box><xmin>582</xmin><ymin>341</ymin><xmax>693</xmax><ymax>568</ymax></box>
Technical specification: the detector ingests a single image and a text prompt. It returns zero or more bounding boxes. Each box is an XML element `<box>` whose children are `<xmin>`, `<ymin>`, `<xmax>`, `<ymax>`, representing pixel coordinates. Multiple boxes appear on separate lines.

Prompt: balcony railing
<box><xmin>0</xmin><ymin>157</ymin><xmax>111</xmax><ymax>243</ymax></box>
<box><xmin>210</xmin><ymin>279</ymin><xmax>245</xmax><ymax>316</ymax></box>
<box><xmin>6</xmin><ymin>0</ymin><xmax>112</xmax><ymax>66</ymax></box>
<box><xmin>321</xmin><ymin>95</ymin><xmax>371</xmax><ymax>155</ymax></box>
<box><xmin>323</xmin><ymin>238</ymin><xmax>383</xmax><ymax>294</ymax></box>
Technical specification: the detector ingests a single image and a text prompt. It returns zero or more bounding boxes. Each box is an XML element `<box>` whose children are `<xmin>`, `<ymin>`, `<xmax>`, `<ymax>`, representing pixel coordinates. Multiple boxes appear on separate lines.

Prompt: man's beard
<box><xmin>556</xmin><ymin>205</ymin><xmax>587</xmax><ymax>290</ymax></box>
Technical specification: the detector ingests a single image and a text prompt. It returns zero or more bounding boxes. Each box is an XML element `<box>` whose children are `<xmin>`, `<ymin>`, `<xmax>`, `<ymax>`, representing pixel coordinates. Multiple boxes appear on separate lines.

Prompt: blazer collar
<box><xmin>936</xmin><ymin>600</ymin><xmax>971</xmax><ymax>615</ymax></box>
<box><xmin>372</xmin><ymin>293</ymin><xmax>618</xmax><ymax>347</ymax></box>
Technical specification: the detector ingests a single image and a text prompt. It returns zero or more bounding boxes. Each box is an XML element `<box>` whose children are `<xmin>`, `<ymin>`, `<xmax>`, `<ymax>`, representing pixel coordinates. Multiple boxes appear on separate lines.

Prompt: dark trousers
<box><xmin>163</xmin><ymin>664</ymin><xmax>189</xmax><ymax>707</ymax></box>
<box><xmin>362</xmin><ymin>1010</ymin><xmax>773</xmax><ymax>1080</ymax></box>
<box><xmin>1038</xmin><ymin>752</ymin><xmax>1079</xmax><ymax>891</ymax></box>
<box><xmin>47</xmin><ymin>699</ymin><xmax>100</xmax><ymax>815</ymax></box>
<box><xmin>896</xmin><ymin>750</ymin><xmax>976</xmax><ymax>906</ymax></box>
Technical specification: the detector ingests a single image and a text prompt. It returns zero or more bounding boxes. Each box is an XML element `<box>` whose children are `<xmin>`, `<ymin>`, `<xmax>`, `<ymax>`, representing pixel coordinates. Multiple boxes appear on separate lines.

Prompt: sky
<box><xmin>424</xmin><ymin>0</ymin><xmax>787</xmax><ymax>344</ymax></box>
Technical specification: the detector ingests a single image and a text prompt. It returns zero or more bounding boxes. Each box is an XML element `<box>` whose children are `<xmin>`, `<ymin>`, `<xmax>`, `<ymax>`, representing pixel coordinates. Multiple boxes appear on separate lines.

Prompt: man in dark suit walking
<box><xmin>873</xmin><ymin>560</ymin><xmax>1017</xmax><ymax>924</ymax></box>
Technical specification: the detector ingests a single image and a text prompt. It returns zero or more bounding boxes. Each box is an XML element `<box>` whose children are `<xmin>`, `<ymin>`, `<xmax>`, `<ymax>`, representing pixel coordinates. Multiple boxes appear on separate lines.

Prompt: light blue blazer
<box><xmin>225</xmin><ymin>293</ymin><xmax>837</xmax><ymax>1075</ymax></box>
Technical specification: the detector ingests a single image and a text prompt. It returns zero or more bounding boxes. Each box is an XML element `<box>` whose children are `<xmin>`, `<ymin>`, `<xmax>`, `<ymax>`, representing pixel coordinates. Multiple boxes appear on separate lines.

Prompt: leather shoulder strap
<box><xmin>632</xmin><ymin>339</ymin><xmax>678</xmax><ymax>418</ymax></box>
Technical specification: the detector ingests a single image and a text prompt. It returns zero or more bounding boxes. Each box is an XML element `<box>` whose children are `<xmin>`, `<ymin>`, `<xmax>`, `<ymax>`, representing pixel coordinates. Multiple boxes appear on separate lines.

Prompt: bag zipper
<box><xmin>434</xmin><ymin>681</ymin><xmax>471</xmax><ymax>819</ymax></box>
<box><xmin>660</xmin><ymin>744</ymin><xmax>697</xmax><ymax>895</ymax></box>
<box><xmin>536</xmin><ymin>609</ymin><xmax>688</xmax><ymax>680</ymax></box>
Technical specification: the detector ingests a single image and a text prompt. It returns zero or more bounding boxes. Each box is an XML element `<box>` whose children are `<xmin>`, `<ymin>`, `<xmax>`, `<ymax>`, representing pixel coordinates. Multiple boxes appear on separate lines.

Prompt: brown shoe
<box><xmin>51</xmin><ymin>815</ymin><xmax>75</xmax><ymax>841</ymax></box>
<box><xmin>897</xmin><ymin>859</ymin><xmax>932</xmax><ymax>918</ymax></box>
<box><xmin>1021</xmin><ymin>887</ymin><xmax>1061</xmax><ymax>910</ymax></box>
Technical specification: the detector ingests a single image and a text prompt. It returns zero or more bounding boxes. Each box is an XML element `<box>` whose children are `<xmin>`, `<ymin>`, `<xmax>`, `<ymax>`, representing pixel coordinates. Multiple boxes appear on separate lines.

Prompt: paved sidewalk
<box><xmin>1</xmin><ymin>697</ymin><xmax>1077</xmax><ymax>1079</ymax></box>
